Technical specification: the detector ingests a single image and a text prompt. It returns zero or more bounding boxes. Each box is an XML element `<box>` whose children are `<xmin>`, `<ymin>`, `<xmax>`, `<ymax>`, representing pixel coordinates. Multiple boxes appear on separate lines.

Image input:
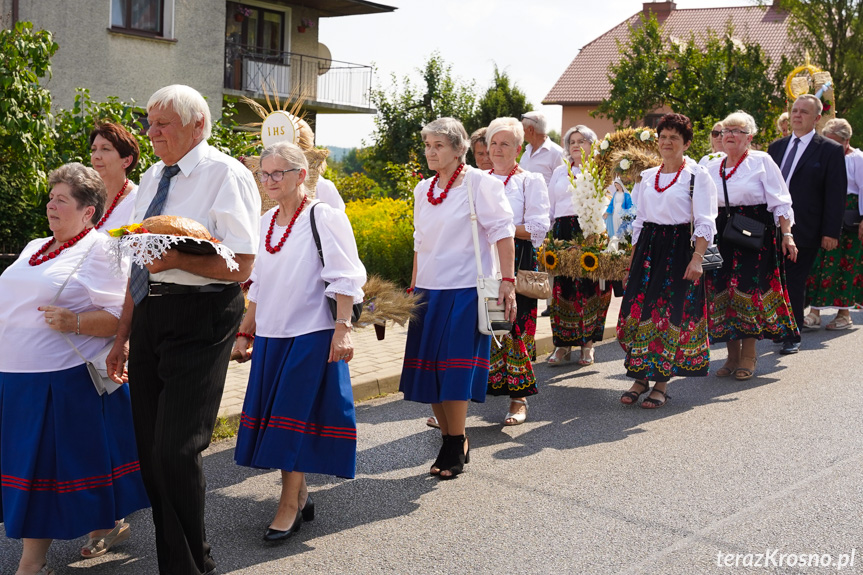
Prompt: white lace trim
<box><xmin>108</xmin><ymin>234</ymin><xmax>238</xmax><ymax>274</ymax></box>
<box><xmin>524</xmin><ymin>221</ymin><xmax>547</xmax><ymax>247</ymax></box>
<box><xmin>692</xmin><ymin>224</ymin><xmax>714</xmax><ymax>244</ymax></box>
<box><xmin>772</xmin><ymin>205</ymin><xmax>794</xmax><ymax>227</ymax></box>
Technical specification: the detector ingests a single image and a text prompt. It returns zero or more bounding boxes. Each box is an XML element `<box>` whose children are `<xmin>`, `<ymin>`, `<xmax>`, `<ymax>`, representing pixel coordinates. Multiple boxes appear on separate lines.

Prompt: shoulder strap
<box><xmin>689</xmin><ymin>173</ymin><xmax>696</xmax><ymax>238</ymax></box>
<box><xmin>309</xmin><ymin>201</ymin><xmax>325</xmax><ymax>269</ymax></box>
<box><xmin>720</xmin><ymin>164</ymin><xmax>732</xmax><ymax>217</ymax></box>
<box><xmin>53</xmin><ymin>240</ymin><xmax>95</xmax><ymax>362</ymax></box>
<box><xmin>465</xmin><ymin>168</ymin><xmax>485</xmax><ymax>280</ymax></box>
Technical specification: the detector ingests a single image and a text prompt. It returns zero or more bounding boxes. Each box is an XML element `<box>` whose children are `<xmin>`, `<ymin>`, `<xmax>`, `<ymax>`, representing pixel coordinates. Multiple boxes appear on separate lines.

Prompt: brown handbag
<box><xmin>515</xmin><ymin>241</ymin><xmax>551</xmax><ymax>299</ymax></box>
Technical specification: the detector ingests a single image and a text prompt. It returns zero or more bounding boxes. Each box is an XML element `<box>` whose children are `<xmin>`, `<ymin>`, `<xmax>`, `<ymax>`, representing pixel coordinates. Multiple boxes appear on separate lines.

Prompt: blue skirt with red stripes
<box><xmin>399</xmin><ymin>287</ymin><xmax>491</xmax><ymax>404</ymax></box>
<box><xmin>0</xmin><ymin>364</ymin><xmax>150</xmax><ymax>539</ymax></box>
<box><xmin>234</xmin><ymin>331</ymin><xmax>357</xmax><ymax>479</ymax></box>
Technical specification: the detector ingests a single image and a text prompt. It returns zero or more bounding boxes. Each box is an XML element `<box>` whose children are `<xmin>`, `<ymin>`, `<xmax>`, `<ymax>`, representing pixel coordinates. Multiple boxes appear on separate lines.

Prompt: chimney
<box><xmin>643</xmin><ymin>1</ymin><xmax>677</xmax><ymax>23</ymax></box>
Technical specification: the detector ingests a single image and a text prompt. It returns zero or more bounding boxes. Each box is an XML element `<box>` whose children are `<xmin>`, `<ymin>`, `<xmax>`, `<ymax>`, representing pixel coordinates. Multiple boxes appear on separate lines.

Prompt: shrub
<box><xmin>345</xmin><ymin>198</ymin><xmax>413</xmax><ymax>286</ymax></box>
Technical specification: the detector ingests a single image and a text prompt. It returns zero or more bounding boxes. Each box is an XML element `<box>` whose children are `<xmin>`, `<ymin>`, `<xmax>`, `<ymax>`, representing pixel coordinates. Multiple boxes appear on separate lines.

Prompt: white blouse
<box><xmin>413</xmin><ymin>168</ymin><xmax>515</xmax><ymax>290</ymax></box>
<box><xmin>97</xmin><ymin>184</ymin><xmax>138</xmax><ymax>233</ymax></box>
<box><xmin>489</xmin><ymin>170</ymin><xmax>550</xmax><ymax>247</ymax></box>
<box><xmin>315</xmin><ymin>176</ymin><xmax>346</xmax><ymax>212</ymax></box>
<box><xmin>548</xmin><ymin>163</ymin><xmax>579</xmax><ymax>221</ymax></box>
<box><xmin>698</xmin><ymin>151</ymin><xmax>725</xmax><ymax>166</ymax></box>
<box><xmin>845</xmin><ymin>149</ymin><xmax>863</xmax><ymax>216</ymax></box>
<box><xmin>706</xmin><ymin>150</ymin><xmax>794</xmax><ymax>225</ymax></box>
<box><xmin>248</xmin><ymin>201</ymin><xmax>366</xmax><ymax>338</ymax></box>
<box><xmin>0</xmin><ymin>232</ymin><xmax>125</xmax><ymax>373</ymax></box>
<box><xmin>631</xmin><ymin>159</ymin><xmax>718</xmax><ymax>245</ymax></box>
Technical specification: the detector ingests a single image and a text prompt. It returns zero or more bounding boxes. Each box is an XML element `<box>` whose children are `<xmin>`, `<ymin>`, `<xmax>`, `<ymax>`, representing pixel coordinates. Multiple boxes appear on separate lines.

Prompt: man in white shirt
<box><xmin>519</xmin><ymin>111</ymin><xmax>565</xmax><ymax>184</ymax></box>
<box><xmin>107</xmin><ymin>85</ymin><xmax>260</xmax><ymax>575</ymax></box>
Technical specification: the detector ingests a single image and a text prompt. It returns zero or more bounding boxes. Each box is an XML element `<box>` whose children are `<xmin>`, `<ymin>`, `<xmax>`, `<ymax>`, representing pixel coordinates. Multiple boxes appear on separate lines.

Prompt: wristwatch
<box><xmin>335</xmin><ymin>318</ymin><xmax>353</xmax><ymax>331</ymax></box>
<box><xmin>782</xmin><ymin>232</ymin><xmax>793</xmax><ymax>238</ymax></box>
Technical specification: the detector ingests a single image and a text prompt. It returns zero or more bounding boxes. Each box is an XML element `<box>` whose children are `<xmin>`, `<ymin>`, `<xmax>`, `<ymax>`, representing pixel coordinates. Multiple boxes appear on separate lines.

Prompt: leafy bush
<box><xmin>345</xmin><ymin>198</ymin><xmax>413</xmax><ymax>286</ymax></box>
<box><xmin>325</xmin><ymin>169</ymin><xmax>385</xmax><ymax>202</ymax></box>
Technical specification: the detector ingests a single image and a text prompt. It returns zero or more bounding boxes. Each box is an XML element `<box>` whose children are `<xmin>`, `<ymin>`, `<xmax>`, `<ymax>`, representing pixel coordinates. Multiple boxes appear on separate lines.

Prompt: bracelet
<box><xmin>782</xmin><ymin>232</ymin><xmax>793</xmax><ymax>238</ymax></box>
<box><xmin>692</xmin><ymin>252</ymin><xmax>705</xmax><ymax>259</ymax></box>
<box><xmin>76</xmin><ymin>313</ymin><xmax>80</xmax><ymax>335</ymax></box>
<box><xmin>335</xmin><ymin>318</ymin><xmax>353</xmax><ymax>330</ymax></box>
<box><xmin>236</xmin><ymin>331</ymin><xmax>255</xmax><ymax>340</ymax></box>
<box><xmin>405</xmin><ymin>287</ymin><xmax>414</xmax><ymax>294</ymax></box>
<box><xmin>501</xmin><ymin>277</ymin><xmax>516</xmax><ymax>284</ymax></box>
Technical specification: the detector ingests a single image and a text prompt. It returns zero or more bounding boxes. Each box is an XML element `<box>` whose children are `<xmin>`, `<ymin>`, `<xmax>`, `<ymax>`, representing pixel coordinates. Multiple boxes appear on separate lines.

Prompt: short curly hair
<box><xmin>48</xmin><ymin>163</ymin><xmax>107</xmax><ymax>225</ymax></box>
<box><xmin>656</xmin><ymin>113</ymin><xmax>693</xmax><ymax>144</ymax></box>
<box><xmin>89</xmin><ymin>122</ymin><xmax>140</xmax><ymax>176</ymax></box>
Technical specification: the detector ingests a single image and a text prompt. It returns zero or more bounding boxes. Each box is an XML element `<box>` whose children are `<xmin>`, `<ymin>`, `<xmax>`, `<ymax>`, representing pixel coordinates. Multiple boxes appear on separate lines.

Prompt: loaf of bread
<box><xmin>141</xmin><ymin>215</ymin><xmax>214</xmax><ymax>241</ymax></box>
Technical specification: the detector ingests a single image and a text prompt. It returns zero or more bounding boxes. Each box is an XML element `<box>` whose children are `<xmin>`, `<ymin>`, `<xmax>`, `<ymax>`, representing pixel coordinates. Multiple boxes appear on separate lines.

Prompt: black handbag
<box><xmin>309</xmin><ymin>202</ymin><xmax>363</xmax><ymax>323</ymax></box>
<box><xmin>721</xmin><ymin>175</ymin><xmax>766</xmax><ymax>251</ymax></box>
<box><xmin>843</xmin><ymin>209</ymin><xmax>862</xmax><ymax>232</ymax></box>
<box><xmin>689</xmin><ymin>174</ymin><xmax>723</xmax><ymax>271</ymax></box>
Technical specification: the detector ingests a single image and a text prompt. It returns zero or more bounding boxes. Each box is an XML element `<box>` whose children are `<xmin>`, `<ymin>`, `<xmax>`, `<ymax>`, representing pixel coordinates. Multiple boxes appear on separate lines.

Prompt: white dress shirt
<box><xmin>706</xmin><ymin>150</ymin><xmax>794</xmax><ymax>225</ymax></box>
<box><xmin>413</xmin><ymin>168</ymin><xmax>515</xmax><ymax>290</ymax></box>
<box><xmin>0</xmin><ymin>232</ymin><xmax>125</xmax><ymax>373</ymax></box>
<box><xmin>631</xmin><ymin>159</ymin><xmax>718</xmax><ymax>245</ymax></box>
<box><xmin>519</xmin><ymin>137</ymin><xmax>565</xmax><ymax>184</ymax></box>
<box><xmin>97</xmin><ymin>184</ymin><xmax>138</xmax><ymax>233</ymax></box>
<box><xmin>779</xmin><ymin>129</ymin><xmax>816</xmax><ymax>181</ymax></box>
<box><xmin>315</xmin><ymin>176</ymin><xmax>346</xmax><ymax>211</ymax></box>
<box><xmin>489</xmin><ymin>170</ymin><xmax>550</xmax><ymax>247</ymax></box>
<box><xmin>133</xmin><ymin>140</ymin><xmax>261</xmax><ymax>286</ymax></box>
<box><xmin>844</xmin><ymin>148</ymin><xmax>863</xmax><ymax>215</ymax></box>
<box><xmin>248</xmin><ymin>202</ymin><xmax>365</xmax><ymax>338</ymax></box>
<box><xmin>548</xmin><ymin>163</ymin><xmax>579</xmax><ymax>221</ymax></box>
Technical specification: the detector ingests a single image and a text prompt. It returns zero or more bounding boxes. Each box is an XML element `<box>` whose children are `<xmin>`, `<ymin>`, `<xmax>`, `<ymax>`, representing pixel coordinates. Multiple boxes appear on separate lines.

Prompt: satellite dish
<box><xmin>317</xmin><ymin>42</ymin><xmax>332</xmax><ymax>76</ymax></box>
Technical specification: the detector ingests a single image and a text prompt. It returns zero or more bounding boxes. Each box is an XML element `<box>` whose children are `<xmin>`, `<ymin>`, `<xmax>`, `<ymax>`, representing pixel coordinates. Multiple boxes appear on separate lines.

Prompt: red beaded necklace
<box><xmin>29</xmin><ymin>227</ymin><xmax>92</xmax><ymax>266</ymax></box>
<box><xmin>265</xmin><ymin>195</ymin><xmax>307</xmax><ymax>254</ymax></box>
<box><xmin>720</xmin><ymin>150</ymin><xmax>749</xmax><ymax>180</ymax></box>
<box><xmin>427</xmin><ymin>163</ymin><xmax>465</xmax><ymax>205</ymax></box>
<box><xmin>94</xmin><ymin>179</ymin><xmax>129</xmax><ymax>230</ymax></box>
<box><xmin>654</xmin><ymin>159</ymin><xmax>686</xmax><ymax>193</ymax></box>
<box><xmin>489</xmin><ymin>164</ymin><xmax>519</xmax><ymax>187</ymax></box>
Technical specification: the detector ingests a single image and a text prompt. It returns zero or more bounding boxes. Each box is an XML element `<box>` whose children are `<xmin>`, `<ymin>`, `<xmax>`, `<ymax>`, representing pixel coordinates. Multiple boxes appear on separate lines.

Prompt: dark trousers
<box><xmin>783</xmin><ymin>247</ymin><xmax>819</xmax><ymax>343</ymax></box>
<box><xmin>129</xmin><ymin>285</ymin><xmax>243</xmax><ymax>575</ymax></box>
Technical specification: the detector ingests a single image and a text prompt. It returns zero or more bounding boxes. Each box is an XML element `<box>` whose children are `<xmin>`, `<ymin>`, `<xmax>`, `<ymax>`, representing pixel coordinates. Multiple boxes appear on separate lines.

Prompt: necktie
<box><xmin>780</xmin><ymin>137</ymin><xmax>800</xmax><ymax>182</ymax></box>
<box><xmin>130</xmin><ymin>165</ymin><xmax>181</xmax><ymax>305</ymax></box>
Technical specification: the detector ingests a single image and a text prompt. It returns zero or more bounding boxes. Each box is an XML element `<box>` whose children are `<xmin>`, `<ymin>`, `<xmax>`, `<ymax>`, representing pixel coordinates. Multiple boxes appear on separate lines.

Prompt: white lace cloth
<box><xmin>109</xmin><ymin>234</ymin><xmax>239</xmax><ymax>277</ymax></box>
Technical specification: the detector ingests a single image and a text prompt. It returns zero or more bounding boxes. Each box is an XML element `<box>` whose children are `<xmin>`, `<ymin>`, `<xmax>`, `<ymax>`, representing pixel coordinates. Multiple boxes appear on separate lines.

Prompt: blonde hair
<box><xmin>485</xmin><ymin>117</ymin><xmax>524</xmax><ymax>150</ymax></box>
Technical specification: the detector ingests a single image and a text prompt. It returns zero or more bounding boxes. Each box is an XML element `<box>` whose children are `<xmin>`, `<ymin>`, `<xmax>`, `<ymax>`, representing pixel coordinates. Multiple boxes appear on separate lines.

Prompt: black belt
<box><xmin>148</xmin><ymin>282</ymin><xmax>235</xmax><ymax>296</ymax></box>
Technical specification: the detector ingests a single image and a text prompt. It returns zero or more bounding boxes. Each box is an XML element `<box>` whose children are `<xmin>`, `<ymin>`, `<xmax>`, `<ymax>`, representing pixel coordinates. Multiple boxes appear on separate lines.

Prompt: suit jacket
<box><xmin>768</xmin><ymin>133</ymin><xmax>847</xmax><ymax>249</ymax></box>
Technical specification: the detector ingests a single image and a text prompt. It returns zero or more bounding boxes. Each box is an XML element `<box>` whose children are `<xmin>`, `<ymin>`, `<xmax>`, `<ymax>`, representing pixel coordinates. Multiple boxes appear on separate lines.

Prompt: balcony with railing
<box><xmin>224</xmin><ymin>41</ymin><xmax>375</xmax><ymax>113</ymax></box>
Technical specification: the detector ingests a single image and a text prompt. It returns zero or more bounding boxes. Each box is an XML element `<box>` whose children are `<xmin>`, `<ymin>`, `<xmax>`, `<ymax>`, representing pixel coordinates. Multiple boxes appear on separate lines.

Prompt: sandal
<box><xmin>620</xmin><ymin>380</ymin><xmax>649</xmax><ymax>405</ymax></box>
<box><xmin>80</xmin><ymin>520</ymin><xmax>131</xmax><ymax>558</ymax></box>
<box><xmin>826</xmin><ymin>315</ymin><xmax>853</xmax><ymax>330</ymax></box>
<box><xmin>429</xmin><ymin>435</ymin><xmax>448</xmax><ymax>475</ymax></box>
<box><xmin>715</xmin><ymin>361</ymin><xmax>738</xmax><ymax>377</ymax></box>
<box><xmin>547</xmin><ymin>347</ymin><xmax>571</xmax><ymax>366</ymax></box>
<box><xmin>640</xmin><ymin>387</ymin><xmax>670</xmax><ymax>409</ymax></box>
<box><xmin>803</xmin><ymin>312</ymin><xmax>821</xmax><ymax>330</ymax></box>
<box><xmin>503</xmin><ymin>398</ymin><xmax>528</xmax><ymax>426</ymax></box>
<box><xmin>439</xmin><ymin>434</ymin><xmax>469</xmax><ymax>480</ymax></box>
<box><xmin>426</xmin><ymin>416</ymin><xmax>440</xmax><ymax>429</ymax></box>
<box><xmin>734</xmin><ymin>356</ymin><xmax>758</xmax><ymax>381</ymax></box>
<box><xmin>577</xmin><ymin>346</ymin><xmax>595</xmax><ymax>366</ymax></box>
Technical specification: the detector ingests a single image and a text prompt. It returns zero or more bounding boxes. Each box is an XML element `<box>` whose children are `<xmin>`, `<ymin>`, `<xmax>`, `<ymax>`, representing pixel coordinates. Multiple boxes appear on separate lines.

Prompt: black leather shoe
<box><xmin>780</xmin><ymin>341</ymin><xmax>800</xmax><ymax>355</ymax></box>
<box><xmin>263</xmin><ymin>510</ymin><xmax>302</xmax><ymax>542</ymax></box>
<box><xmin>540</xmin><ymin>308</ymin><xmax>551</xmax><ymax>317</ymax></box>
<box><xmin>301</xmin><ymin>494</ymin><xmax>315</xmax><ymax>521</ymax></box>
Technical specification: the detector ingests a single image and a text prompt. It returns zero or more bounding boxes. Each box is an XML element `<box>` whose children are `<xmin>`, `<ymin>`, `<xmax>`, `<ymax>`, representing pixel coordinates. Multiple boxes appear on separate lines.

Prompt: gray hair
<box><xmin>823</xmin><ymin>118</ymin><xmax>853</xmax><ymax>142</ymax></box>
<box><xmin>48</xmin><ymin>162</ymin><xmax>107</xmax><ymax>225</ymax></box>
<box><xmin>421</xmin><ymin>117</ymin><xmax>469</xmax><ymax>163</ymax></box>
<box><xmin>521</xmin><ymin>111</ymin><xmax>548</xmax><ymax>134</ymax></box>
<box><xmin>485</xmin><ymin>117</ymin><xmax>524</xmax><ymax>150</ymax></box>
<box><xmin>795</xmin><ymin>93</ymin><xmax>823</xmax><ymax>115</ymax></box>
<box><xmin>562</xmin><ymin>125</ymin><xmax>597</xmax><ymax>161</ymax></box>
<box><xmin>469</xmin><ymin>127</ymin><xmax>488</xmax><ymax>152</ymax></box>
<box><xmin>260</xmin><ymin>142</ymin><xmax>309</xmax><ymax>193</ymax></box>
<box><xmin>147</xmin><ymin>85</ymin><xmax>213</xmax><ymax>140</ymax></box>
<box><xmin>722</xmin><ymin>111</ymin><xmax>758</xmax><ymax>137</ymax></box>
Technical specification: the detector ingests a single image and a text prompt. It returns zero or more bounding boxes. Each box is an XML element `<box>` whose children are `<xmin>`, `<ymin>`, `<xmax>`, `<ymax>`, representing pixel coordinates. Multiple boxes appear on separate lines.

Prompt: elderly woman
<box><xmin>470</xmin><ymin>127</ymin><xmax>494</xmax><ymax>171</ymax></box>
<box><xmin>776</xmin><ymin>112</ymin><xmax>791</xmax><ymax>139</ymax></box>
<box><xmin>231</xmin><ymin>142</ymin><xmax>365</xmax><ymax>542</ymax></box>
<box><xmin>546</xmin><ymin>125</ymin><xmax>612</xmax><ymax>366</ymax></box>
<box><xmin>89</xmin><ymin>122</ymin><xmax>140</xmax><ymax>231</ymax></box>
<box><xmin>805</xmin><ymin>118</ymin><xmax>863</xmax><ymax>330</ymax></box>
<box><xmin>0</xmin><ymin>163</ymin><xmax>149</xmax><ymax>575</ymax></box>
<box><xmin>704</xmin><ymin>112</ymin><xmax>798</xmax><ymax>380</ymax></box>
<box><xmin>699</xmin><ymin>121</ymin><xmax>726</xmax><ymax>165</ymax></box>
<box><xmin>484</xmin><ymin>117</ymin><xmax>550</xmax><ymax>425</ymax></box>
<box><xmin>400</xmin><ymin>117</ymin><xmax>515</xmax><ymax>479</ymax></box>
<box><xmin>618</xmin><ymin>113</ymin><xmax>718</xmax><ymax>408</ymax></box>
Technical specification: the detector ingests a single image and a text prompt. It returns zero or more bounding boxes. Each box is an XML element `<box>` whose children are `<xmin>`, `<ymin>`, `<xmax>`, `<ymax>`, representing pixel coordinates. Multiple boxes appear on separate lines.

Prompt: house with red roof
<box><xmin>544</xmin><ymin>1</ymin><xmax>794</xmax><ymax>137</ymax></box>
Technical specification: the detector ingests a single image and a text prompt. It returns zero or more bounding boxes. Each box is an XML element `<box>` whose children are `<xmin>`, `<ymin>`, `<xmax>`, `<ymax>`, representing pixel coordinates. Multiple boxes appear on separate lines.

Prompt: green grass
<box><xmin>211</xmin><ymin>415</ymin><xmax>241</xmax><ymax>442</ymax></box>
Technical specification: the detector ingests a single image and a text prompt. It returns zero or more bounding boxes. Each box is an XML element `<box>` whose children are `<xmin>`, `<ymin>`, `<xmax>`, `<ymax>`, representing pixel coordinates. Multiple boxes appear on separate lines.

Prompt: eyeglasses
<box><xmin>721</xmin><ymin>129</ymin><xmax>749</xmax><ymax>136</ymax></box>
<box><xmin>711</xmin><ymin>130</ymin><xmax>722</xmax><ymax>138</ymax></box>
<box><xmin>258</xmin><ymin>168</ymin><xmax>300</xmax><ymax>183</ymax></box>
<box><xmin>520</xmin><ymin>114</ymin><xmax>536</xmax><ymax>123</ymax></box>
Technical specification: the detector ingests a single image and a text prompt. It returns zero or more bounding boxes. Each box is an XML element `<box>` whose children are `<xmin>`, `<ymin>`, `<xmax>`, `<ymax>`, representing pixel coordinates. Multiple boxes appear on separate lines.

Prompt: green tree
<box><xmin>465</xmin><ymin>66</ymin><xmax>532</xmax><ymax>135</ymax></box>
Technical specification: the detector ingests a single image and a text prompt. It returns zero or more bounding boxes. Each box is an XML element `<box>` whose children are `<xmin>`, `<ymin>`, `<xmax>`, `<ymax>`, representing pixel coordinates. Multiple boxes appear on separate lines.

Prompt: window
<box><xmin>111</xmin><ymin>0</ymin><xmax>167</xmax><ymax>36</ymax></box>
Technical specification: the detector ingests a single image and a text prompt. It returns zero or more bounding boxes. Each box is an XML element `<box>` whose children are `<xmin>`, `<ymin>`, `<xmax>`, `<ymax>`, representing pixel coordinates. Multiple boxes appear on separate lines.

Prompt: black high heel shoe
<box><xmin>439</xmin><ymin>434</ymin><xmax>469</xmax><ymax>480</ymax></box>
<box><xmin>301</xmin><ymin>494</ymin><xmax>315</xmax><ymax>521</ymax></box>
<box><xmin>263</xmin><ymin>509</ymin><xmax>302</xmax><ymax>542</ymax></box>
<box><xmin>430</xmin><ymin>434</ymin><xmax>449</xmax><ymax>475</ymax></box>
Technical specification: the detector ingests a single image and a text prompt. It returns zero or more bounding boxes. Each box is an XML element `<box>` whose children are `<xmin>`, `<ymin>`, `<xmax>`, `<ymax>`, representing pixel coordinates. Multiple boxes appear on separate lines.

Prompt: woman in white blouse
<box><xmin>546</xmin><ymin>125</ymin><xmax>613</xmax><ymax>366</ymax></box>
<box><xmin>89</xmin><ymin>122</ymin><xmax>140</xmax><ymax>232</ymax></box>
<box><xmin>484</xmin><ymin>117</ymin><xmax>550</xmax><ymax>425</ymax></box>
<box><xmin>617</xmin><ymin>113</ymin><xmax>718</xmax><ymax>408</ymax></box>
<box><xmin>231</xmin><ymin>142</ymin><xmax>365</xmax><ymax>542</ymax></box>
<box><xmin>400</xmin><ymin>117</ymin><xmax>516</xmax><ymax>479</ymax></box>
<box><xmin>804</xmin><ymin>118</ymin><xmax>863</xmax><ymax>330</ymax></box>
<box><xmin>704</xmin><ymin>111</ymin><xmax>798</xmax><ymax>380</ymax></box>
<box><xmin>0</xmin><ymin>163</ymin><xmax>149</xmax><ymax>575</ymax></box>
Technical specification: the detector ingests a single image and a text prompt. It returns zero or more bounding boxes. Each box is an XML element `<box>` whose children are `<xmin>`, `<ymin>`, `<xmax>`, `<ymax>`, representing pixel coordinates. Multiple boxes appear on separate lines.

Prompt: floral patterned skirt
<box><xmin>488</xmin><ymin>238</ymin><xmax>538</xmax><ymax>398</ymax></box>
<box><xmin>706</xmin><ymin>203</ymin><xmax>798</xmax><ymax>342</ymax></box>
<box><xmin>551</xmin><ymin>215</ymin><xmax>612</xmax><ymax>347</ymax></box>
<box><xmin>806</xmin><ymin>194</ymin><xmax>863</xmax><ymax>309</ymax></box>
<box><xmin>617</xmin><ymin>222</ymin><xmax>709</xmax><ymax>381</ymax></box>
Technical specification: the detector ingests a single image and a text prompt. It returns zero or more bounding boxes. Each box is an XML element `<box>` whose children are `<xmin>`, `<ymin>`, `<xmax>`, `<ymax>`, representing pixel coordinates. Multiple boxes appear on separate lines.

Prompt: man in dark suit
<box><xmin>768</xmin><ymin>94</ymin><xmax>847</xmax><ymax>354</ymax></box>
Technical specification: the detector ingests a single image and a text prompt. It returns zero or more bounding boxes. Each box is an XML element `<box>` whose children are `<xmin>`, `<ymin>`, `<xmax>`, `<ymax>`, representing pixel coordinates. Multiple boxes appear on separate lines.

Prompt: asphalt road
<box><xmin>3</xmin><ymin>312</ymin><xmax>862</xmax><ymax>575</ymax></box>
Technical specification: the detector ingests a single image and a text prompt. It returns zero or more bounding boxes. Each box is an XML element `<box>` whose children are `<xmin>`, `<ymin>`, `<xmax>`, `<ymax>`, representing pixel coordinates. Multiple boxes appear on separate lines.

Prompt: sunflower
<box><xmin>543</xmin><ymin>250</ymin><xmax>559</xmax><ymax>271</ymax></box>
<box><xmin>580</xmin><ymin>251</ymin><xmax>599</xmax><ymax>272</ymax></box>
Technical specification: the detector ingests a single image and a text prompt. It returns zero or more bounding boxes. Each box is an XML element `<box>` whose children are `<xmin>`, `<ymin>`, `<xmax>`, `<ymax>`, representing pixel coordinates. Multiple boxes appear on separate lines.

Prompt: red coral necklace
<box><xmin>265</xmin><ymin>195</ymin><xmax>307</xmax><ymax>254</ymax></box>
<box><xmin>427</xmin><ymin>163</ymin><xmax>465</xmax><ymax>205</ymax></box>
<box><xmin>29</xmin><ymin>227</ymin><xmax>92</xmax><ymax>266</ymax></box>
<box><xmin>654</xmin><ymin>159</ymin><xmax>686</xmax><ymax>193</ymax></box>
<box><xmin>94</xmin><ymin>179</ymin><xmax>129</xmax><ymax>230</ymax></box>
<box><xmin>489</xmin><ymin>164</ymin><xmax>519</xmax><ymax>187</ymax></box>
<box><xmin>720</xmin><ymin>150</ymin><xmax>748</xmax><ymax>180</ymax></box>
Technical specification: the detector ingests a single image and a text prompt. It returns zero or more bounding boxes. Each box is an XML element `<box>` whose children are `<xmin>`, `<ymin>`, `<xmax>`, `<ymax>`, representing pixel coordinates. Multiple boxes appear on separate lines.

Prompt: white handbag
<box><xmin>466</xmin><ymin>168</ymin><xmax>512</xmax><ymax>346</ymax></box>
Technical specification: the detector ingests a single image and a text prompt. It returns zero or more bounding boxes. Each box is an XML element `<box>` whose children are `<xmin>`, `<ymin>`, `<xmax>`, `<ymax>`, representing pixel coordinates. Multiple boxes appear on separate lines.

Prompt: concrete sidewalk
<box><xmin>219</xmin><ymin>296</ymin><xmax>622</xmax><ymax>417</ymax></box>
